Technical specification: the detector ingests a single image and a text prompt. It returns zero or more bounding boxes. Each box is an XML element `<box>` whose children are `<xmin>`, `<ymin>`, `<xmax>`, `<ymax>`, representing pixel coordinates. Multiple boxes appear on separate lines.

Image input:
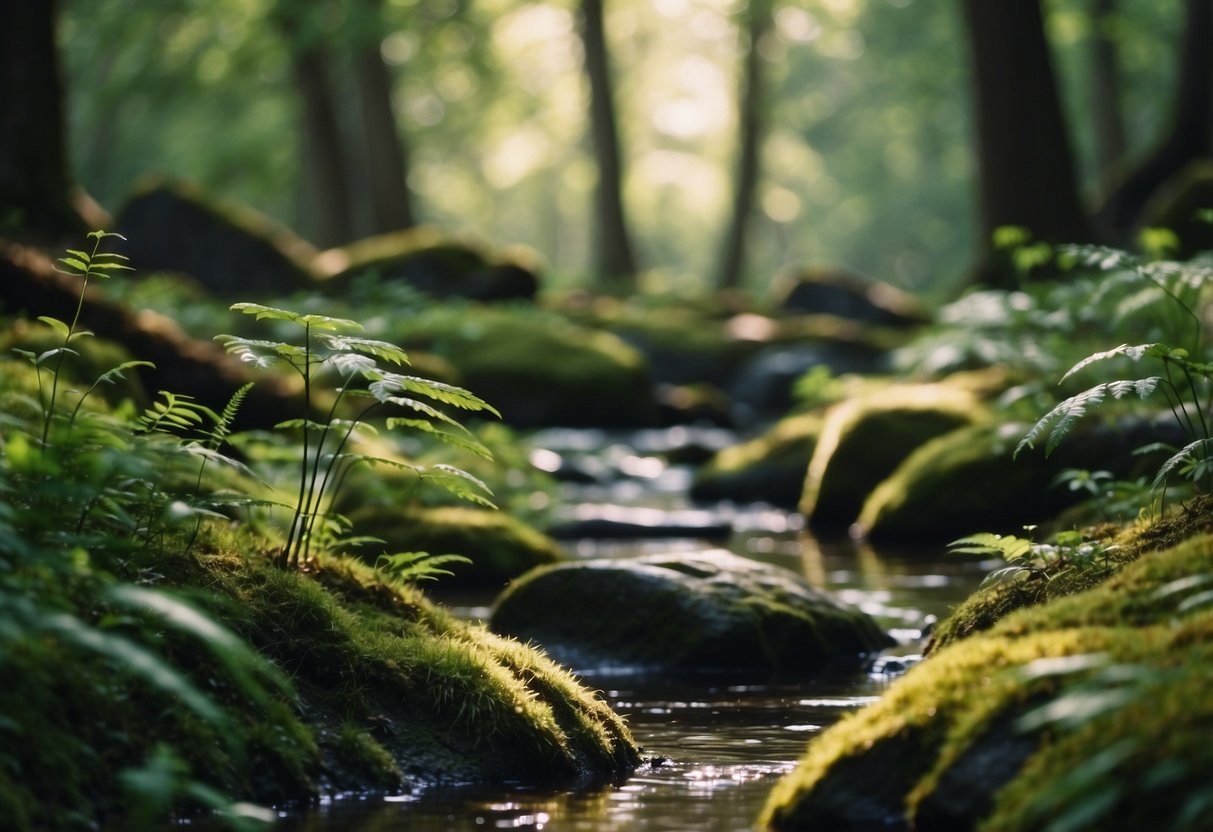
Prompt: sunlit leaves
<box><xmin>1017</xmin><ymin>378</ymin><xmax>1161</xmax><ymax>458</ymax></box>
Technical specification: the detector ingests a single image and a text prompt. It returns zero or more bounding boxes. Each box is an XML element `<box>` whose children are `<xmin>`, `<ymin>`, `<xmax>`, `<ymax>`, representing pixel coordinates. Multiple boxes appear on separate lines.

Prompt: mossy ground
<box><xmin>0</xmin><ymin>525</ymin><xmax>639</xmax><ymax>831</ymax></box>
<box><xmin>761</xmin><ymin>503</ymin><xmax>1213</xmax><ymax>831</ymax></box>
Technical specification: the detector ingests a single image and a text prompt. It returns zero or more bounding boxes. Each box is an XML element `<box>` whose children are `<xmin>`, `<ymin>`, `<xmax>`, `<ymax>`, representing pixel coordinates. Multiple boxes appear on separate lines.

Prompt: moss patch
<box><xmin>801</xmin><ymin>383</ymin><xmax>983</xmax><ymax>529</ymax></box>
<box><xmin>690</xmin><ymin>412</ymin><xmax>823</xmax><ymax>508</ymax></box>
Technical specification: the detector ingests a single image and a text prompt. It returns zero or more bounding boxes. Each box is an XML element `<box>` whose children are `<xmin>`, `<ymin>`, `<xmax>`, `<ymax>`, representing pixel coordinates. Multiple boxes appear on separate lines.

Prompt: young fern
<box><xmin>215</xmin><ymin>303</ymin><xmax>499</xmax><ymax>569</ymax></box>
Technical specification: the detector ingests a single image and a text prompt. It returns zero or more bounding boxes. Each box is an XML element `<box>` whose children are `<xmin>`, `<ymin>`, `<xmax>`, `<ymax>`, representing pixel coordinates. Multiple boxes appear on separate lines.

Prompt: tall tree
<box><xmin>1094</xmin><ymin>0</ymin><xmax>1213</xmax><ymax>241</ymax></box>
<box><xmin>716</xmin><ymin>0</ymin><xmax>772</xmax><ymax>291</ymax></box>
<box><xmin>0</xmin><ymin>0</ymin><xmax>86</xmax><ymax>244</ymax></box>
<box><xmin>274</xmin><ymin>2</ymin><xmax>357</xmax><ymax>248</ymax></box>
<box><xmin>1088</xmin><ymin>0</ymin><xmax>1128</xmax><ymax>184</ymax></box>
<box><xmin>960</xmin><ymin>0</ymin><xmax>1092</xmax><ymax>287</ymax></box>
<box><xmin>352</xmin><ymin>0</ymin><xmax>416</xmax><ymax>235</ymax></box>
<box><xmin>580</xmin><ymin>0</ymin><xmax>639</xmax><ymax>288</ymax></box>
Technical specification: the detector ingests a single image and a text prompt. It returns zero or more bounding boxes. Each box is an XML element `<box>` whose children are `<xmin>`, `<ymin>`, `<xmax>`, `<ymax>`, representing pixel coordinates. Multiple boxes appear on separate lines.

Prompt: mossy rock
<box><xmin>407</xmin><ymin>308</ymin><xmax>659</xmax><ymax>429</ymax></box>
<box><xmin>314</xmin><ymin>226</ymin><xmax>539</xmax><ymax>302</ymax></box>
<box><xmin>345</xmin><ymin>504</ymin><xmax>567</xmax><ymax>587</ymax></box>
<box><xmin>690</xmin><ymin>412</ymin><xmax>824</xmax><ymax>509</ymax></box>
<box><xmin>0</xmin><ymin>544</ymin><xmax>639</xmax><ymax>830</ymax></box>
<box><xmin>759</xmin><ymin>535</ymin><xmax>1213</xmax><ymax>831</ymax></box>
<box><xmin>491</xmin><ymin>549</ymin><xmax>891</xmax><ymax>677</ymax></box>
<box><xmin>115</xmin><ymin>178</ymin><xmax>316</xmax><ymax>297</ymax></box>
<box><xmin>857</xmin><ymin>414</ymin><xmax>1186</xmax><ymax>543</ymax></box>
<box><xmin>928</xmin><ymin>497</ymin><xmax>1213</xmax><ymax>651</ymax></box>
<box><xmin>801</xmin><ymin>384</ymin><xmax>983</xmax><ymax>530</ymax></box>
<box><xmin>769</xmin><ymin>265</ymin><xmax>928</xmax><ymax>328</ymax></box>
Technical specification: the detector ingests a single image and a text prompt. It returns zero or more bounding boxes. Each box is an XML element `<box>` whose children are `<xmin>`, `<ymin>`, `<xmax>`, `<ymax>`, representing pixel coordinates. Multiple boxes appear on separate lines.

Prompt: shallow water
<box><xmin>268</xmin><ymin>428</ymin><xmax>993</xmax><ymax>830</ymax></box>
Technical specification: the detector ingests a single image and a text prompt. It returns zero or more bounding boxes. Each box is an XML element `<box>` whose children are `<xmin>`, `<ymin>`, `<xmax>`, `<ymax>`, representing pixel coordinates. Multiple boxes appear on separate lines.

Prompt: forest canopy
<box><xmin>54</xmin><ymin>0</ymin><xmax>1187</xmax><ymax>298</ymax></box>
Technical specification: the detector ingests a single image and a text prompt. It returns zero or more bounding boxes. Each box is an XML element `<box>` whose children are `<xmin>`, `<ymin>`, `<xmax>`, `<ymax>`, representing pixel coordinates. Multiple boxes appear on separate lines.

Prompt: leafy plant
<box><xmin>375</xmin><ymin>550</ymin><xmax>473</xmax><ymax>585</ymax></box>
<box><xmin>949</xmin><ymin>527</ymin><xmax>1114</xmax><ymax>588</ymax></box>
<box><xmin>215</xmin><ymin>303</ymin><xmax>499</xmax><ymax>569</ymax></box>
<box><xmin>1015</xmin><ymin>247</ymin><xmax>1213</xmax><ymax>497</ymax></box>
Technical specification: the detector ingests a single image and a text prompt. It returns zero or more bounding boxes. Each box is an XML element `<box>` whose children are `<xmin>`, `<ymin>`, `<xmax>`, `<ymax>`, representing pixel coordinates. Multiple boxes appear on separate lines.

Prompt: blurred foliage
<box><xmin>61</xmin><ymin>0</ymin><xmax>1184</xmax><ymax>298</ymax></box>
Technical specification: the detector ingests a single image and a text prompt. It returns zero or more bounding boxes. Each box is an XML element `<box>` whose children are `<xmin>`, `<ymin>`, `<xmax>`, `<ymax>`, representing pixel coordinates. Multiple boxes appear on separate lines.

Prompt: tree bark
<box><xmin>961</xmin><ymin>0</ymin><xmax>1093</xmax><ymax>287</ymax></box>
<box><xmin>353</xmin><ymin>0</ymin><xmax>416</xmax><ymax>235</ymax></box>
<box><xmin>0</xmin><ymin>0</ymin><xmax>86</xmax><ymax>245</ymax></box>
<box><xmin>580</xmin><ymin>0</ymin><xmax>639</xmax><ymax>288</ymax></box>
<box><xmin>717</xmin><ymin>0</ymin><xmax>771</xmax><ymax>291</ymax></box>
<box><xmin>1094</xmin><ymin>0</ymin><xmax>1213</xmax><ymax>240</ymax></box>
<box><xmin>1088</xmin><ymin>0</ymin><xmax>1128</xmax><ymax>184</ymax></box>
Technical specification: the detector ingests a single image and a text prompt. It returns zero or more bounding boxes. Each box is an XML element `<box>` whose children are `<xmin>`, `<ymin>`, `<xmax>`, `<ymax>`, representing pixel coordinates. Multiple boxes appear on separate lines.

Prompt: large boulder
<box><xmin>690</xmin><ymin>412</ymin><xmax>824</xmax><ymax>509</ymax></box>
<box><xmin>491</xmin><ymin>549</ymin><xmax>891</xmax><ymax>677</ymax></box>
<box><xmin>315</xmin><ymin>227</ymin><xmax>540</xmax><ymax>302</ymax></box>
<box><xmin>769</xmin><ymin>265</ymin><xmax>927</xmax><ymax>328</ymax></box>
<box><xmin>406</xmin><ymin>308</ymin><xmax>660</xmax><ymax>429</ymax></box>
<box><xmin>857</xmin><ymin>414</ymin><xmax>1185</xmax><ymax>543</ymax></box>
<box><xmin>801</xmin><ymin>384</ymin><xmax>983</xmax><ymax>531</ymax></box>
<box><xmin>759</xmin><ymin>533</ymin><xmax>1213</xmax><ymax>832</ymax></box>
<box><xmin>115</xmin><ymin>179</ymin><xmax>315</xmax><ymax>297</ymax></box>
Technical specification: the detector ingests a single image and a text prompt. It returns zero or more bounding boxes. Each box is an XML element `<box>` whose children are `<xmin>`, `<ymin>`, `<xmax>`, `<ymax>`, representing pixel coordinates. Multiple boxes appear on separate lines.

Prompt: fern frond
<box><xmin>230</xmin><ymin>303</ymin><xmax>362</xmax><ymax>333</ymax></box>
<box><xmin>322</xmin><ymin>335</ymin><xmax>409</xmax><ymax>366</ymax></box>
<box><xmin>949</xmin><ymin>532</ymin><xmax>1034</xmax><ymax>561</ymax></box>
<box><xmin>1059</xmin><ymin>344</ymin><xmax>1159</xmax><ymax>384</ymax></box>
<box><xmin>375</xmin><ymin>551</ymin><xmax>472</xmax><ymax>584</ymax></box>
<box><xmin>1016</xmin><ymin>377</ymin><xmax>1162</xmax><ymax>458</ymax></box>
<box><xmin>384</xmin><ymin>417</ymin><xmax>494</xmax><ymax>459</ymax></box>
<box><xmin>369</xmin><ymin>371</ymin><xmax>501</xmax><ymax>416</ymax></box>
<box><xmin>204</xmin><ymin>382</ymin><xmax>253</xmax><ymax>449</ymax></box>
<box><xmin>1152</xmin><ymin>438</ymin><xmax>1213</xmax><ymax>489</ymax></box>
<box><xmin>418</xmin><ymin>464</ymin><xmax>496</xmax><ymax>508</ymax></box>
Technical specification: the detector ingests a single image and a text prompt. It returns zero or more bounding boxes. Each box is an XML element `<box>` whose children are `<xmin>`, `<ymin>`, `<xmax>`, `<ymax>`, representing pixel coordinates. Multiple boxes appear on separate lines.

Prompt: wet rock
<box><xmin>801</xmin><ymin>383</ymin><xmax>983</xmax><ymax>531</ymax></box>
<box><xmin>857</xmin><ymin>415</ymin><xmax>1186</xmax><ymax>543</ymax></box>
<box><xmin>691</xmin><ymin>412</ymin><xmax>823</xmax><ymax>509</ymax></box>
<box><xmin>314</xmin><ymin>227</ymin><xmax>539</xmax><ymax>302</ymax></box>
<box><xmin>769</xmin><ymin>265</ymin><xmax>927</xmax><ymax>328</ymax></box>
<box><xmin>491</xmin><ymin>549</ymin><xmax>891</xmax><ymax>677</ymax></box>
<box><xmin>729</xmin><ymin>343</ymin><xmax>886</xmax><ymax>426</ymax></box>
<box><xmin>115</xmin><ymin>179</ymin><xmax>315</xmax><ymax>297</ymax></box>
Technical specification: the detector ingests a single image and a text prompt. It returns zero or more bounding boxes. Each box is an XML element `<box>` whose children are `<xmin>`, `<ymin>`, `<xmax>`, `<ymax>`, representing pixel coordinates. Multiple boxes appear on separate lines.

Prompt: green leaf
<box><xmin>1059</xmin><ymin>344</ymin><xmax>1158</xmax><ymax>384</ymax></box>
<box><xmin>1016</xmin><ymin>378</ymin><xmax>1161</xmax><ymax>458</ymax></box>
<box><xmin>370</xmin><ymin>371</ymin><xmax>500</xmax><ymax>416</ymax></box>
<box><xmin>385</xmin><ymin>417</ymin><xmax>493</xmax><ymax>458</ymax></box>
<box><xmin>418</xmin><ymin>464</ymin><xmax>496</xmax><ymax>508</ymax></box>
<box><xmin>37</xmin><ymin>315</ymin><xmax>71</xmax><ymax>339</ymax></box>
<box><xmin>57</xmin><ymin>256</ymin><xmax>88</xmax><ymax>273</ymax></box>
<box><xmin>322</xmin><ymin>335</ymin><xmax>409</xmax><ymax>365</ymax></box>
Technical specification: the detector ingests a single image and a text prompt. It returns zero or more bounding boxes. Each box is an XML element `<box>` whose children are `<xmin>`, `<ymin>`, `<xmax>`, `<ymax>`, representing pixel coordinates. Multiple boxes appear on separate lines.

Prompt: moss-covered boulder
<box><xmin>346</xmin><ymin>504</ymin><xmax>567</xmax><ymax>587</ymax></box>
<box><xmin>407</xmin><ymin>308</ymin><xmax>659</xmax><ymax>429</ymax></box>
<box><xmin>769</xmin><ymin>265</ymin><xmax>928</xmax><ymax>328</ymax></box>
<box><xmin>491</xmin><ymin>549</ymin><xmax>891</xmax><ymax>677</ymax></box>
<box><xmin>0</xmin><ymin>545</ymin><xmax>639</xmax><ymax>831</ymax></box>
<box><xmin>690</xmin><ymin>412</ymin><xmax>824</xmax><ymax>509</ymax></box>
<box><xmin>315</xmin><ymin>227</ymin><xmax>539</xmax><ymax>302</ymax></box>
<box><xmin>801</xmin><ymin>384</ymin><xmax>983</xmax><ymax>530</ymax></box>
<box><xmin>759</xmin><ymin>534</ymin><xmax>1213</xmax><ymax>832</ymax></box>
<box><xmin>857</xmin><ymin>414</ymin><xmax>1185</xmax><ymax>543</ymax></box>
<box><xmin>115</xmin><ymin>179</ymin><xmax>315</xmax><ymax>297</ymax></box>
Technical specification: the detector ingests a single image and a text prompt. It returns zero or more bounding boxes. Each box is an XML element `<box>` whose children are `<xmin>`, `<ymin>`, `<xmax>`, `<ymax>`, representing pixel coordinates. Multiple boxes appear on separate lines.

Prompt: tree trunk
<box><xmin>353</xmin><ymin>0</ymin><xmax>416</xmax><ymax>235</ymax></box>
<box><xmin>291</xmin><ymin>43</ymin><xmax>357</xmax><ymax>248</ymax></box>
<box><xmin>1094</xmin><ymin>0</ymin><xmax>1213</xmax><ymax>240</ymax></box>
<box><xmin>580</xmin><ymin>0</ymin><xmax>639</xmax><ymax>288</ymax></box>
<box><xmin>0</xmin><ymin>0</ymin><xmax>86</xmax><ymax>245</ymax></box>
<box><xmin>716</xmin><ymin>0</ymin><xmax>771</xmax><ymax>291</ymax></box>
<box><xmin>961</xmin><ymin>0</ymin><xmax>1093</xmax><ymax>287</ymax></box>
<box><xmin>1088</xmin><ymin>0</ymin><xmax>1128</xmax><ymax>184</ymax></box>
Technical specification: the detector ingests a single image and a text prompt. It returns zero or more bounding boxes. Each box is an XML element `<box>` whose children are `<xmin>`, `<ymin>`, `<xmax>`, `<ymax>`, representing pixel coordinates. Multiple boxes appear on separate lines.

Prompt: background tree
<box><xmin>580</xmin><ymin>0</ymin><xmax>639</xmax><ymax>288</ymax></box>
<box><xmin>0</xmin><ymin>0</ymin><xmax>87</xmax><ymax>244</ymax></box>
<box><xmin>716</xmin><ymin>0</ymin><xmax>773</xmax><ymax>291</ymax></box>
<box><xmin>1094</xmin><ymin>0</ymin><xmax>1212</xmax><ymax>241</ymax></box>
<box><xmin>1088</xmin><ymin>0</ymin><xmax>1128</xmax><ymax>185</ymax></box>
<box><xmin>960</xmin><ymin>0</ymin><xmax>1093</xmax><ymax>287</ymax></box>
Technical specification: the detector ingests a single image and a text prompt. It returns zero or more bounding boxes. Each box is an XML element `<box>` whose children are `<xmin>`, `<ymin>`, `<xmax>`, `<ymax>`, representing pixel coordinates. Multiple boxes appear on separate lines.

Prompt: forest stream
<box><xmin>258</xmin><ymin>427</ymin><xmax>994</xmax><ymax>832</ymax></box>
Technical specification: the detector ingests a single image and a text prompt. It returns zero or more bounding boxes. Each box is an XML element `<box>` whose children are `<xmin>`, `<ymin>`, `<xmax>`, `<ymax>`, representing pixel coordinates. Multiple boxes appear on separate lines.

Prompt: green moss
<box><xmin>691</xmin><ymin>412</ymin><xmax>823</xmax><ymax>507</ymax></box>
<box><xmin>801</xmin><ymin>383</ymin><xmax>983</xmax><ymax>528</ymax></box>
<box><xmin>929</xmin><ymin>498</ymin><xmax>1213</xmax><ymax>650</ymax></box>
<box><xmin>344</xmin><ymin>504</ymin><xmax>567</xmax><ymax>587</ymax></box>
<box><xmin>762</xmin><ymin>509</ymin><xmax>1213</xmax><ymax>831</ymax></box>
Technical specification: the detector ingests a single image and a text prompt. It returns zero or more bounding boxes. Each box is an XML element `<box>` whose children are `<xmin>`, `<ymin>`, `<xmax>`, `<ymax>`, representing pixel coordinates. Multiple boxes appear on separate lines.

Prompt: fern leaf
<box><xmin>322</xmin><ymin>335</ymin><xmax>409</xmax><ymax>366</ymax></box>
<box><xmin>206</xmin><ymin>383</ymin><xmax>253</xmax><ymax>448</ymax></box>
<box><xmin>384</xmin><ymin>417</ymin><xmax>493</xmax><ymax>459</ymax></box>
<box><xmin>375</xmin><ymin>551</ymin><xmax>472</xmax><ymax>584</ymax></box>
<box><xmin>418</xmin><ymin>464</ymin><xmax>496</xmax><ymax>508</ymax></box>
<box><xmin>1152</xmin><ymin>438</ymin><xmax>1213</xmax><ymax>489</ymax></box>
<box><xmin>1059</xmin><ymin>344</ymin><xmax>1158</xmax><ymax>384</ymax></box>
<box><xmin>326</xmin><ymin>352</ymin><xmax>378</xmax><ymax>378</ymax></box>
<box><xmin>1016</xmin><ymin>378</ymin><xmax>1161</xmax><ymax>458</ymax></box>
<box><xmin>369</xmin><ymin>371</ymin><xmax>500</xmax><ymax>416</ymax></box>
<box><xmin>37</xmin><ymin>315</ymin><xmax>71</xmax><ymax>339</ymax></box>
<box><xmin>382</xmin><ymin>395</ymin><xmax>471</xmax><ymax>433</ymax></box>
<box><xmin>949</xmin><ymin>532</ymin><xmax>1033</xmax><ymax>561</ymax></box>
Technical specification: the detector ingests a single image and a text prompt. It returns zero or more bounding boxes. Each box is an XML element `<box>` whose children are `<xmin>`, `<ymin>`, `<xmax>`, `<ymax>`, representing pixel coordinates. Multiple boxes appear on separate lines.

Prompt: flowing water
<box><xmin>269</xmin><ymin>428</ymin><xmax>993</xmax><ymax>831</ymax></box>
